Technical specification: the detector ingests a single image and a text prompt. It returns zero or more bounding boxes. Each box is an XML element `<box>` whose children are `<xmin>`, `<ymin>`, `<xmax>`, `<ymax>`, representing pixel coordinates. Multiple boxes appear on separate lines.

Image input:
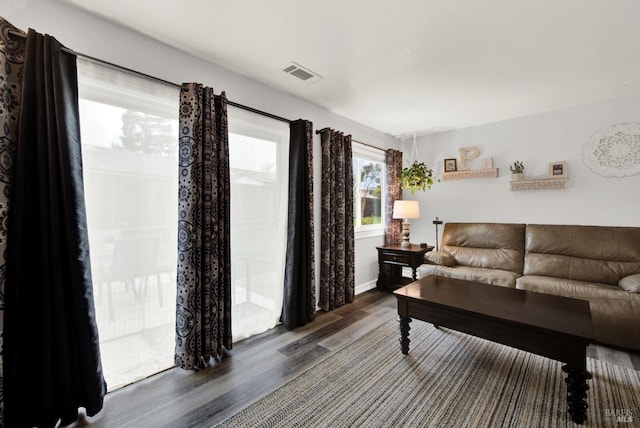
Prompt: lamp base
<box><xmin>400</xmin><ymin>220</ymin><xmax>411</xmax><ymax>247</ymax></box>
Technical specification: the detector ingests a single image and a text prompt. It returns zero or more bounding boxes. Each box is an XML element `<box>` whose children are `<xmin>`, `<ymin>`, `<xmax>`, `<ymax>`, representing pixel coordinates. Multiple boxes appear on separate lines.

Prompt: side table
<box><xmin>376</xmin><ymin>244</ymin><xmax>433</xmax><ymax>291</ymax></box>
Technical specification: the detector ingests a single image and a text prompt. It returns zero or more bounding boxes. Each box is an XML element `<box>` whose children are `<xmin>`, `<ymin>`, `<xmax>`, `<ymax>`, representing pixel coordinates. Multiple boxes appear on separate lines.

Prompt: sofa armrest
<box><xmin>424</xmin><ymin>250</ymin><xmax>457</xmax><ymax>267</ymax></box>
<box><xmin>619</xmin><ymin>274</ymin><xmax>640</xmax><ymax>293</ymax></box>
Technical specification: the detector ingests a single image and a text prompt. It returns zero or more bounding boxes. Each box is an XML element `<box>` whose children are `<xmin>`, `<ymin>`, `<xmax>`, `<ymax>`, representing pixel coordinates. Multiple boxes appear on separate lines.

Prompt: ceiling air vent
<box><xmin>282</xmin><ymin>62</ymin><xmax>323</xmax><ymax>84</ymax></box>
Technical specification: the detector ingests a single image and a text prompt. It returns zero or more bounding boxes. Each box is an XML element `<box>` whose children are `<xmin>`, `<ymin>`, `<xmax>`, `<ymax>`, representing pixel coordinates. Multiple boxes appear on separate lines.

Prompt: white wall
<box><xmin>5</xmin><ymin>0</ymin><xmax>396</xmax><ymax>295</ymax></box>
<box><xmin>402</xmin><ymin>95</ymin><xmax>640</xmax><ymax>248</ymax></box>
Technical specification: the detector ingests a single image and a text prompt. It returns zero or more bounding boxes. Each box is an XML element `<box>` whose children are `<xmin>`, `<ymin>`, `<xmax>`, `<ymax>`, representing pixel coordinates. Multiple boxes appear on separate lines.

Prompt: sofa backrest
<box><xmin>524</xmin><ymin>224</ymin><xmax>640</xmax><ymax>285</ymax></box>
<box><xmin>442</xmin><ymin>223</ymin><xmax>526</xmax><ymax>273</ymax></box>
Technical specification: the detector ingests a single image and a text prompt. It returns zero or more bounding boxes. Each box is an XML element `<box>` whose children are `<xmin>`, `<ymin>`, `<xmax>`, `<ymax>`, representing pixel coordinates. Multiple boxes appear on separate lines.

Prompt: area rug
<box><xmin>214</xmin><ymin>317</ymin><xmax>640</xmax><ymax>427</ymax></box>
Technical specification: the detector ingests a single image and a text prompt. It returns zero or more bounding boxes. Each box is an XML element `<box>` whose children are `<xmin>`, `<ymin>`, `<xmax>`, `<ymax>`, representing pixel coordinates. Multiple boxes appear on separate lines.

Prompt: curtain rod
<box><xmin>353</xmin><ymin>139</ymin><xmax>385</xmax><ymax>152</ymax></box>
<box><xmin>315</xmin><ymin>128</ymin><xmax>385</xmax><ymax>152</ymax></box>
<box><xmin>7</xmin><ymin>29</ymin><xmax>292</xmax><ymax>125</ymax></box>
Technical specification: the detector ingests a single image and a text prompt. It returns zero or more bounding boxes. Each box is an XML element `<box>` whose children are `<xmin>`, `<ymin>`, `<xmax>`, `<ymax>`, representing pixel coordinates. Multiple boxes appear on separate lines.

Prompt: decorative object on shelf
<box><xmin>442</xmin><ymin>147</ymin><xmax>499</xmax><ymax>180</ymax></box>
<box><xmin>444</xmin><ymin>158</ymin><xmax>457</xmax><ymax>172</ymax></box>
<box><xmin>509</xmin><ymin>160</ymin><xmax>525</xmax><ymax>181</ymax></box>
<box><xmin>480</xmin><ymin>157</ymin><xmax>493</xmax><ymax>169</ymax></box>
<box><xmin>509</xmin><ymin>161</ymin><xmax>525</xmax><ymax>172</ymax></box>
<box><xmin>510</xmin><ymin>177</ymin><xmax>568</xmax><ymax>191</ymax></box>
<box><xmin>400</xmin><ymin>161</ymin><xmax>438</xmax><ymax>194</ymax></box>
<box><xmin>433</xmin><ymin>216</ymin><xmax>443</xmax><ymax>251</ymax></box>
<box><xmin>549</xmin><ymin>161</ymin><xmax>568</xmax><ymax>178</ymax></box>
<box><xmin>458</xmin><ymin>146</ymin><xmax>480</xmax><ymax>170</ymax></box>
<box><xmin>510</xmin><ymin>160</ymin><xmax>569</xmax><ymax>191</ymax></box>
<box><xmin>393</xmin><ymin>200</ymin><xmax>420</xmax><ymax>248</ymax></box>
<box><xmin>583</xmin><ymin>123</ymin><xmax>640</xmax><ymax>177</ymax></box>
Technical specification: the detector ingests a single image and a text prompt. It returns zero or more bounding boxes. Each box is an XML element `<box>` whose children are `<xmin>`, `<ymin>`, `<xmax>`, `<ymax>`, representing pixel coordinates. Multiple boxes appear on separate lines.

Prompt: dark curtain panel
<box><xmin>3</xmin><ymin>29</ymin><xmax>106</xmax><ymax>428</ymax></box>
<box><xmin>384</xmin><ymin>149</ymin><xmax>403</xmax><ymax>245</ymax></box>
<box><xmin>281</xmin><ymin>119</ymin><xmax>316</xmax><ymax>330</ymax></box>
<box><xmin>0</xmin><ymin>17</ymin><xmax>26</xmax><ymax>426</ymax></box>
<box><xmin>175</xmin><ymin>83</ymin><xmax>232</xmax><ymax>369</ymax></box>
<box><xmin>319</xmin><ymin>128</ymin><xmax>354</xmax><ymax>311</ymax></box>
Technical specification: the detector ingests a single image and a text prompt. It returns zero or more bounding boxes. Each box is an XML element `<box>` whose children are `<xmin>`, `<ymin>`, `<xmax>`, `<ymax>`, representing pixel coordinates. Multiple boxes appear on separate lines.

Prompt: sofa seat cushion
<box><xmin>418</xmin><ymin>264</ymin><xmax>520</xmax><ymax>288</ymax></box>
<box><xmin>516</xmin><ymin>275</ymin><xmax>633</xmax><ymax>301</ymax></box>
<box><xmin>516</xmin><ymin>275</ymin><xmax>640</xmax><ymax>351</ymax></box>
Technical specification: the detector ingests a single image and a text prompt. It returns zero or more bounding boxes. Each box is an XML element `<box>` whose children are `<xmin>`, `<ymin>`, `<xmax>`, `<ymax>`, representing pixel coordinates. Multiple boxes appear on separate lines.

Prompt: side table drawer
<box><xmin>382</xmin><ymin>252</ymin><xmax>409</xmax><ymax>265</ymax></box>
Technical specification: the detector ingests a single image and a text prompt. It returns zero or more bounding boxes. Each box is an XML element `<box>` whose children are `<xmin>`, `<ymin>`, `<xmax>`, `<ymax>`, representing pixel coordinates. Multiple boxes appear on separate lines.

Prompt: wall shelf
<box><xmin>510</xmin><ymin>177</ymin><xmax>569</xmax><ymax>191</ymax></box>
<box><xmin>442</xmin><ymin>168</ymin><xmax>499</xmax><ymax>181</ymax></box>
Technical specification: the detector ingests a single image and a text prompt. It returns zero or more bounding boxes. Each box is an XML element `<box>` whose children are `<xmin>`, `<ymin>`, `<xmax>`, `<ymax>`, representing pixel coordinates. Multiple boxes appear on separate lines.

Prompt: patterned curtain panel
<box><xmin>281</xmin><ymin>119</ymin><xmax>316</xmax><ymax>330</ymax></box>
<box><xmin>3</xmin><ymin>26</ymin><xmax>106</xmax><ymax>428</ymax></box>
<box><xmin>175</xmin><ymin>83</ymin><xmax>232</xmax><ymax>369</ymax></box>
<box><xmin>319</xmin><ymin>128</ymin><xmax>355</xmax><ymax>311</ymax></box>
<box><xmin>0</xmin><ymin>17</ymin><xmax>26</xmax><ymax>427</ymax></box>
<box><xmin>384</xmin><ymin>149</ymin><xmax>403</xmax><ymax>246</ymax></box>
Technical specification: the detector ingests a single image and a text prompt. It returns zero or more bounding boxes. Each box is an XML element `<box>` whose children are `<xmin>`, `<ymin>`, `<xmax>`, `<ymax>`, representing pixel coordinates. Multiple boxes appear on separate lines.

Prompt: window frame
<box><xmin>352</xmin><ymin>142</ymin><xmax>386</xmax><ymax>239</ymax></box>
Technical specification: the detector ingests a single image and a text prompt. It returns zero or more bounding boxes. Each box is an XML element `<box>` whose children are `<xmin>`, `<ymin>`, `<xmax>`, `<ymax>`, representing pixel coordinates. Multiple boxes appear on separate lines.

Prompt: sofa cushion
<box><xmin>424</xmin><ymin>251</ymin><xmax>457</xmax><ymax>266</ymax></box>
<box><xmin>619</xmin><ymin>274</ymin><xmax>640</xmax><ymax>293</ymax></box>
<box><xmin>524</xmin><ymin>224</ymin><xmax>640</xmax><ymax>285</ymax></box>
<box><xmin>441</xmin><ymin>223</ymin><xmax>525</xmax><ymax>274</ymax></box>
<box><xmin>418</xmin><ymin>264</ymin><xmax>520</xmax><ymax>288</ymax></box>
<box><xmin>516</xmin><ymin>275</ymin><xmax>631</xmax><ymax>300</ymax></box>
<box><xmin>516</xmin><ymin>275</ymin><xmax>640</xmax><ymax>350</ymax></box>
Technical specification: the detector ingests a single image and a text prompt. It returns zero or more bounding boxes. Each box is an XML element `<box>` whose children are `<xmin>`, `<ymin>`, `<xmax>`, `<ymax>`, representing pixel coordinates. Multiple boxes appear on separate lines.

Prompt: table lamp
<box><xmin>392</xmin><ymin>200</ymin><xmax>420</xmax><ymax>248</ymax></box>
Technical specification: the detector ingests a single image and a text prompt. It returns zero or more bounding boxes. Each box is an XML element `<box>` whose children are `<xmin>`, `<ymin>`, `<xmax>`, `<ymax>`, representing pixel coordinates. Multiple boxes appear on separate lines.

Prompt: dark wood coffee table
<box><xmin>394</xmin><ymin>275</ymin><xmax>593</xmax><ymax>425</ymax></box>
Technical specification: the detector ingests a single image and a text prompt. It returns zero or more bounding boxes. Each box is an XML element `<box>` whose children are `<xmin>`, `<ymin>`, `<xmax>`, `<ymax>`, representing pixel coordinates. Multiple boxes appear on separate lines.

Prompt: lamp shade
<box><xmin>392</xmin><ymin>200</ymin><xmax>420</xmax><ymax>219</ymax></box>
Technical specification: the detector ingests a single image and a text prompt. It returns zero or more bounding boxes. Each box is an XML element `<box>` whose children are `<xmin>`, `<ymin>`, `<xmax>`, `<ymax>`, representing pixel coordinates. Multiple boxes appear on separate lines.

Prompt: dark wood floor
<box><xmin>72</xmin><ymin>289</ymin><xmax>640</xmax><ymax>428</ymax></box>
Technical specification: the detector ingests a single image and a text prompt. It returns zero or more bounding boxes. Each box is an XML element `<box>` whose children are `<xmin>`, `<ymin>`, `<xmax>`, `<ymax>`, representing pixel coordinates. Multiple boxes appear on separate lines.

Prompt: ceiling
<box><xmin>60</xmin><ymin>0</ymin><xmax>640</xmax><ymax>137</ymax></box>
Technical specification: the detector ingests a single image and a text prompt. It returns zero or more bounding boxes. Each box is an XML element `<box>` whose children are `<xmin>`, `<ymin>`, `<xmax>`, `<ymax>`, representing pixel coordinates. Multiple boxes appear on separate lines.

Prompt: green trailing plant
<box><xmin>400</xmin><ymin>161</ymin><xmax>439</xmax><ymax>194</ymax></box>
<box><xmin>509</xmin><ymin>160</ymin><xmax>525</xmax><ymax>173</ymax></box>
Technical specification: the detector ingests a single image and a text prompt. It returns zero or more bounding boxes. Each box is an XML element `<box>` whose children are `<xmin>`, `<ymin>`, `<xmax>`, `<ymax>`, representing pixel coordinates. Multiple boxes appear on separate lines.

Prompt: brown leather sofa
<box><xmin>418</xmin><ymin>223</ymin><xmax>640</xmax><ymax>351</ymax></box>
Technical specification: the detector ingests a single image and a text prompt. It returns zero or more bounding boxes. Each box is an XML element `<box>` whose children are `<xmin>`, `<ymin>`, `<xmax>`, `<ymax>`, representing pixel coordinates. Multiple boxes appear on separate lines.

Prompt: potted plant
<box><xmin>509</xmin><ymin>160</ymin><xmax>525</xmax><ymax>181</ymax></box>
<box><xmin>401</xmin><ymin>161</ymin><xmax>439</xmax><ymax>194</ymax></box>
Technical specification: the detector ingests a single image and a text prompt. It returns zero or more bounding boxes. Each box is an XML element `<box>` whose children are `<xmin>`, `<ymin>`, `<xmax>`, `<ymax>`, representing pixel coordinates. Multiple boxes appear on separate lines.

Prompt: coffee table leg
<box><xmin>399</xmin><ymin>316</ymin><xmax>412</xmax><ymax>354</ymax></box>
<box><xmin>562</xmin><ymin>365</ymin><xmax>592</xmax><ymax>425</ymax></box>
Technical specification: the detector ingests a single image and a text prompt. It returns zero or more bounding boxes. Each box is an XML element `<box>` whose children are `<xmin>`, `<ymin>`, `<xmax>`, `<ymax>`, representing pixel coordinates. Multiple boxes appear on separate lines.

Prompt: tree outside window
<box><xmin>353</xmin><ymin>155</ymin><xmax>384</xmax><ymax>229</ymax></box>
<box><xmin>359</xmin><ymin>160</ymin><xmax>382</xmax><ymax>225</ymax></box>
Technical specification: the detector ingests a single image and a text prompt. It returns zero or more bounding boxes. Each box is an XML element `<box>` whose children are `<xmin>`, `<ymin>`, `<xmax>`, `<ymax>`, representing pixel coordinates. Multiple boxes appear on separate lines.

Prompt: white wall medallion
<box><xmin>583</xmin><ymin>123</ymin><xmax>640</xmax><ymax>177</ymax></box>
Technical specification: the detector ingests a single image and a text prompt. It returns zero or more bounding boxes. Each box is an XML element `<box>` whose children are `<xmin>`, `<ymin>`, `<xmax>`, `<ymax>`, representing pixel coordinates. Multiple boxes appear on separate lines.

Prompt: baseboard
<box><xmin>355</xmin><ymin>279</ymin><xmax>377</xmax><ymax>295</ymax></box>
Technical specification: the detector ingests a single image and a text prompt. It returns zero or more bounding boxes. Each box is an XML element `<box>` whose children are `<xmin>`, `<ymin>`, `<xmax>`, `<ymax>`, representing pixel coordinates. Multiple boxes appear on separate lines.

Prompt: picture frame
<box><xmin>444</xmin><ymin>158</ymin><xmax>457</xmax><ymax>172</ymax></box>
<box><xmin>549</xmin><ymin>161</ymin><xmax>567</xmax><ymax>178</ymax></box>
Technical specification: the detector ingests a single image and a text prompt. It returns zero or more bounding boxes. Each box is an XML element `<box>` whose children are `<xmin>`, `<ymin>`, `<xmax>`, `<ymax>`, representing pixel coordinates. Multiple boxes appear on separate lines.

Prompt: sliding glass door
<box><xmin>77</xmin><ymin>58</ymin><xmax>179</xmax><ymax>390</ymax></box>
<box><xmin>228</xmin><ymin>107</ymin><xmax>289</xmax><ymax>341</ymax></box>
<box><xmin>78</xmin><ymin>60</ymin><xmax>289</xmax><ymax>389</ymax></box>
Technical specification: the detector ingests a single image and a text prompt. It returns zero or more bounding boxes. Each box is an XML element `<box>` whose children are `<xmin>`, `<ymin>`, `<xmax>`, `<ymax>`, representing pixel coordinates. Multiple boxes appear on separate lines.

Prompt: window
<box><xmin>352</xmin><ymin>143</ymin><xmax>386</xmax><ymax>237</ymax></box>
<box><xmin>77</xmin><ymin>58</ymin><xmax>179</xmax><ymax>391</ymax></box>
